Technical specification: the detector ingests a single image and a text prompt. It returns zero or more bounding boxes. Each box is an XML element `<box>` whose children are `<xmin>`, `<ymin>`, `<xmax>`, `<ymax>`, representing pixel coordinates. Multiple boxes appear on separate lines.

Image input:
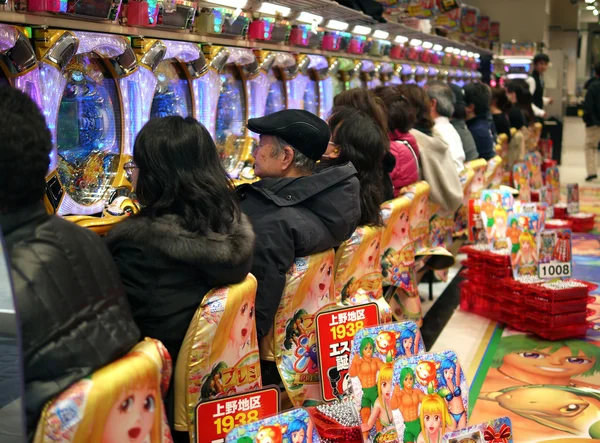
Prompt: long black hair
<box><xmin>133</xmin><ymin>116</ymin><xmax>240</xmax><ymax>233</ymax></box>
<box><xmin>506</xmin><ymin>80</ymin><xmax>535</xmax><ymax>125</ymax></box>
<box><xmin>325</xmin><ymin>106</ymin><xmax>386</xmax><ymax>227</ymax></box>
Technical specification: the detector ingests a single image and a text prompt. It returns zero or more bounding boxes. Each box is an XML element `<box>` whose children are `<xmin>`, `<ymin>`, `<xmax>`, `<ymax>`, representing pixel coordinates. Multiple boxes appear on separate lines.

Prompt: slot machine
<box><xmin>0</xmin><ymin>25</ymin><xmax>43</xmax><ymax>114</ymax></box>
<box><xmin>378</xmin><ymin>62</ymin><xmax>399</xmax><ymax>87</ymax></box>
<box><xmin>284</xmin><ymin>54</ymin><xmax>310</xmax><ymax>110</ymax></box>
<box><xmin>211</xmin><ymin>47</ymin><xmax>268</xmax><ymax>180</ymax></box>
<box><xmin>427</xmin><ymin>66</ymin><xmax>439</xmax><ymax>84</ymax></box>
<box><xmin>360</xmin><ymin>59</ymin><xmax>376</xmax><ymax>89</ymax></box>
<box><xmin>415</xmin><ymin>65</ymin><xmax>427</xmax><ymax>87</ymax></box>
<box><xmin>400</xmin><ymin>63</ymin><xmax>416</xmax><ymax>84</ymax></box>
<box><xmin>328</xmin><ymin>57</ymin><xmax>356</xmax><ymax>97</ymax></box>
<box><xmin>447</xmin><ymin>68</ymin><xmax>457</xmax><ymax>84</ymax></box>
<box><xmin>455</xmin><ymin>69</ymin><xmax>465</xmax><ymax>87</ymax></box>
<box><xmin>250</xmin><ymin>50</ymin><xmax>276</xmax><ymax>119</ymax></box>
<box><xmin>305</xmin><ymin>55</ymin><xmax>334</xmax><ymax>120</ymax></box>
<box><xmin>438</xmin><ymin>68</ymin><xmax>449</xmax><ymax>83</ymax></box>
<box><xmin>33</xmin><ymin>29</ymin><xmax>157</xmax><ymax>228</ymax></box>
<box><xmin>264</xmin><ymin>52</ymin><xmax>301</xmax><ymax>114</ymax></box>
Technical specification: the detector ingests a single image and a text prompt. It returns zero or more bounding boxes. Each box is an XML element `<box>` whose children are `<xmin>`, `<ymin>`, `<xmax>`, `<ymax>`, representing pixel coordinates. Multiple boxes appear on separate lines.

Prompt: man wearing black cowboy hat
<box><xmin>238</xmin><ymin>110</ymin><xmax>361</xmax><ymax>343</ymax></box>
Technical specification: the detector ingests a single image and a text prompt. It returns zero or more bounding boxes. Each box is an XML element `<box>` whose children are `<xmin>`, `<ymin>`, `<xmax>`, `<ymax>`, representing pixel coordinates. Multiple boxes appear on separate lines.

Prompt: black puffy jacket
<box><xmin>238</xmin><ymin>162</ymin><xmax>361</xmax><ymax>340</ymax></box>
<box><xmin>0</xmin><ymin>203</ymin><xmax>140</xmax><ymax>438</ymax></box>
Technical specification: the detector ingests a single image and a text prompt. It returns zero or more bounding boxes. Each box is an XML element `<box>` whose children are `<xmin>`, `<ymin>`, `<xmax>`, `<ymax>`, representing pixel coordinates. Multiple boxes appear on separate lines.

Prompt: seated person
<box><xmin>464</xmin><ymin>83</ymin><xmax>496</xmax><ymax>160</ymax></box>
<box><xmin>373</xmin><ymin>86</ymin><xmax>420</xmax><ymax>196</ymax></box>
<box><xmin>398</xmin><ymin>84</ymin><xmax>463</xmax><ymax>213</ymax></box>
<box><xmin>238</xmin><ymin>109</ymin><xmax>361</xmax><ymax>341</ymax></box>
<box><xmin>322</xmin><ymin>106</ymin><xmax>387</xmax><ymax>226</ymax></box>
<box><xmin>106</xmin><ymin>117</ymin><xmax>255</xmax><ymax>428</ymax></box>
<box><xmin>0</xmin><ymin>87</ymin><xmax>140</xmax><ymax>438</ymax></box>
<box><xmin>333</xmin><ymin>89</ymin><xmax>396</xmax><ymax>201</ymax></box>
<box><xmin>491</xmin><ymin>87</ymin><xmax>512</xmax><ymax>141</ymax></box>
<box><xmin>427</xmin><ymin>81</ymin><xmax>465</xmax><ymax>172</ymax></box>
<box><xmin>449</xmin><ymin>83</ymin><xmax>479</xmax><ymax>161</ymax></box>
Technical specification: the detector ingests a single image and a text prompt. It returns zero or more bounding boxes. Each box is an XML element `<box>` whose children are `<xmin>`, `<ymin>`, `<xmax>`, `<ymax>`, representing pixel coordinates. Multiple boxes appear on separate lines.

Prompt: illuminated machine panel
<box><xmin>247</xmin><ymin>50</ymin><xmax>276</xmax><ymax>120</ymax></box>
<box><xmin>329</xmin><ymin>57</ymin><xmax>356</xmax><ymax>96</ymax></box>
<box><xmin>285</xmin><ymin>54</ymin><xmax>310</xmax><ymax>111</ymax></box>
<box><xmin>308</xmin><ymin>55</ymin><xmax>333</xmax><ymax>120</ymax></box>
<box><xmin>375</xmin><ymin>62</ymin><xmax>394</xmax><ymax>88</ymax></box>
<box><xmin>265</xmin><ymin>52</ymin><xmax>299</xmax><ymax>114</ymax></box>
<box><xmin>360</xmin><ymin>59</ymin><xmax>376</xmax><ymax>89</ymax></box>
<box><xmin>401</xmin><ymin>63</ymin><xmax>416</xmax><ymax>84</ymax></box>
<box><xmin>415</xmin><ymin>65</ymin><xmax>427</xmax><ymax>88</ymax></box>
<box><xmin>0</xmin><ymin>25</ymin><xmax>43</xmax><ymax>109</ymax></box>
<box><xmin>34</xmin><ymin>30</ymin><xmax>154</xmax><ymax>217</ymax></box>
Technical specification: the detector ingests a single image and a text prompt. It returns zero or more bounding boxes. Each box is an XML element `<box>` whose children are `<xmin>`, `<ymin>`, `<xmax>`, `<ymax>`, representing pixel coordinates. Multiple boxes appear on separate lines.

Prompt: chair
<box><xmin>173</xmin><ymin>275</ymin><xmax>260</xmax><ymax>441</ymax></box>
<box><xmin>34</xmin><ymin>338</ymin><xmax>173</xmax><ymax>443</ymax></box>
<box><xmin>545</xmin><ymin>166</ymin><xmax>560</xmax><ymax>205</ymax></box>
<box><xmin>453</xmin><ymin>166</ymin><xmax>475</xmax><ymax>239</ymax></box>
<box><xmin>485</xmin><ymin>155</ymin><xmax>503</xmax><ymax>189</ymax></box>
<box><xmin>513</xmin><ymin>163</ymin><xmax>532</xmax><ymax>202</ymax></box>
<box><xmin>380</xmin><ymin>196</ymin><xmax>422</xmax><ymax>326</ymax></box>
<box><xmin>260</xmin><ymin>250</ymin><xmax>338</xmax><ymax>407</ymax></box>
<box><xmin>466</xmin><ymin>158</ymin><xmax>488</xmax><ymax>199</ymax></box>
<box><xmin>525</xmin><ymin>152</ymin><xmax>544</xmax><ymax>190</ymax></box>
<box><xmin>528</xmin><ymin>122</ymin><xmax>543</xmax><ymax>151</ymax></box>
<box><xmin>334</xmin><ymin>226</ymin><xmax>391</xmax><ymax>323</ymax></box>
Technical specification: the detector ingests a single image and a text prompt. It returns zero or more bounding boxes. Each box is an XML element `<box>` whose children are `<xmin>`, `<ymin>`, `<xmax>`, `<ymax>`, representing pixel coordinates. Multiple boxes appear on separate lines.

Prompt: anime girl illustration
<box><xmin>438</xmin><ymin>358</ymin><xmax>467</xmax><ymax>430</ymax></box>
<box><xmin>398</xmin><ymin>328</ymin><xmax>420</xmax><ymax>357</ymax></box>
<box><xmin>361</xmin><ymin>363</ymin><xmax>398</xmax><ymax>440</ymax></box>
<box><xmin>72</xmin><ymin>351</ymin><xmax>163</xmax><ymax>443</ymax></box>
<box><xmin>207</xmin><ymin>285</ymin><xmax>260</xmax><ymax>396</ymax></box>
<box><xmin>284</xmin><ymin>309</ymin><xmax>309</xmax><ymax>350</ymax></box>
<box><xmin>340</xmin><ymin>231</ymin><xmax>383</xmax><ymax>306</ymax></box>
<box><xmin>416</xmin><ymin>394</ymin><xmax>451</xmax><ymax>443</ymax></box>
<box><xmin>285</xmin><ymin>419</ymin><xmax>312</xmax><ymax>443</ymax></box>
<box><xmin>410</xmin><ymin>192</ymin><xmax>429</xmax><ymax>240</ymax></box>
<box><xmin>513</xmin><ymin>232</ymin><xmax>538</xmax><ymax>276</ymax></box>
<box><xmin>489</xmin><ymin>208</ymin><xmax>508</xmax><ymax>241</ymax></box>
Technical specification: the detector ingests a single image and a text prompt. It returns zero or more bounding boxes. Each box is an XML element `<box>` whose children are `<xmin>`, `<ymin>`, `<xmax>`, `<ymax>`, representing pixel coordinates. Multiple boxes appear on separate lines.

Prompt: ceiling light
<box><xmin>587</xmin><ymin>5</ymin><xmax>596</xmax><ymax>10</ymax></box>
<box><xmin>409</xmin><ymin>39</ymin><xmax>423</xmax><ymax>47</ymax></box>
<box><xmin>474</xmin><ymin>53</ymin><xmax>481</xmax><ymax>59</ymax></box>
<box><xmin>326</xmin><ymin>19</ymin><xmax>349</xmax><ymax>31</ymax></box>
<box><xmin>433</xmin><ymin>44</ymin><xmax>443</xmax><ymax>52</ymax></box>
<box><xmin>257</xmin><ymin>2</ymin><xmax>290</xmax><ymax>16</ymax></box>
<box><xmin>395</xmin><ymin>35</ymin><xmax>409</xmax><ymax>44</ymax></box>
<box><xmin>467</xmin><ymin>51</ymin><xmax>474</xmax><ymax>57</ymax></box>
<box><xmin>372</xmin><ymin>30</ymin><xmax>389</xmax><ymax>39</ymax></box>
<box><xmin>203</xmin><ymin>0</ymin><xmax>247</xmax><ymax>8</ymax></box>
<box><xmin>445</xmin><ymin>46</ymin><xmax>454</xmax><ymax>53</ymax></box>
<box><xmin>460</xmin><ymin>50</ymin><xmax>468</xmax><ymax>56</ymax></box>
<box><xmin>586</xmin><ymin>0</ymin><xmax>595</xmax><ymax>3</ymax></box>
<box><xmin>352</xmin><ymin>25</ymin><xmax>371</xmax><ymax>35</ymax></box>
<box><xmin>422</xmin><ymin>41</ymin><xmax>433</xmax><ymax>49</ymax></box>
<box><xmin>453</xmin><ymin>48</ymin><xmax>461</xmax><ymax>55</ymax></box>
<box><xmin>595</xmin><ymin>8</ymin><xmax>599</xmax><ymax>15</ymax></box>
<box><xmin>506</xmin><ymin>58</ymin><xmax>533</xmax><ymax>64</ymax></box>
<box><xmin>296</xmin><ymin>11</ymin><xmax>323</xmax><ymax>24</ymax></box>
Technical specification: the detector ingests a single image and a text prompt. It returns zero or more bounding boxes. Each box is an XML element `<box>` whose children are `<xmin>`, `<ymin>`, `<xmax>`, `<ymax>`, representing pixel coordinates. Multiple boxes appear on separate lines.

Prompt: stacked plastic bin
<box><xmin>459</xmin><ymin>245</ymin><xmax>594</xmax><ymax>340</ymax></box>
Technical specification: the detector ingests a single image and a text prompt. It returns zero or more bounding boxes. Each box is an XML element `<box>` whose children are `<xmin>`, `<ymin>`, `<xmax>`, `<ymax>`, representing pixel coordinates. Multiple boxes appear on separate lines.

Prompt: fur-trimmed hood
<box><xmin>106</xmin><ymin>212</ymin><xmax>255</xmax><ymax>268</ymax></box>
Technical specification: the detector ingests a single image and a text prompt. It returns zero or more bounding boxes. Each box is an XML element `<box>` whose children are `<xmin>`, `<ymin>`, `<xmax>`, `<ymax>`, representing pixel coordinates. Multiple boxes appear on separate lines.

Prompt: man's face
<box><xmin>535</xmin><ymin>61</ymin><xmax>549</xmax><ymax>74</ymax></box>
<box><xmin>252</xmin><ymin>135</ymin><xmax>286</xmax><ymax>178</ymax></box>
<box><xmin>503</xmin><ymin>346</ymin><xmax>595</xmax><ymax>378</ymax></box>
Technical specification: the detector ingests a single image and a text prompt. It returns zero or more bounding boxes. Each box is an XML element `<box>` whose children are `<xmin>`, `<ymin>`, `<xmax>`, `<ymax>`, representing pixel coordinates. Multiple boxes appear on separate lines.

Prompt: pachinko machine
<box><xmin>329</xmin><ymin>57</ymin><xmax>357</xmax><ymax>97</ymax></box>
<box><xmin>306</xmin><ymin>55</ymin><xmax>334</xmax><ymax>120</ymax></box>
<box><xmin>33</xmin><ymin>29</ymin><xmax>155</xmax><ymax>231</ymax></box>
<box><xmin>378</xmin><ymin>62</ymin><xmax>400</xmax><ymax>87</ymax></box>
<box><xmin>359</xmin><ymin>59</ymin><xmax>376</xmax><ymax>89</ymax></box>
<box><xmin>399</xmin><ymin>63</ymin><xmax>416</xmax><ymax>84</ymax></box>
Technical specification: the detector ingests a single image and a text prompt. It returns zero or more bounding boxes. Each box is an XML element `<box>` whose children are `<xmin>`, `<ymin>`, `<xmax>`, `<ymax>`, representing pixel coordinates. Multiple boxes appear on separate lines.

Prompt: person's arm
<box><xmin>526</xmin><ymin>77</ymin><xmax>536</xmax><ymax>95</ymax></box>
<box><xmin>253</xmin><ymin>219</ymin><xmax>296</xmax><ymax>340</ymax></box>
<box><xmin>532</xmin><ymin>103</ymin><xmax>546</xmax><ymax>118</ymax></box>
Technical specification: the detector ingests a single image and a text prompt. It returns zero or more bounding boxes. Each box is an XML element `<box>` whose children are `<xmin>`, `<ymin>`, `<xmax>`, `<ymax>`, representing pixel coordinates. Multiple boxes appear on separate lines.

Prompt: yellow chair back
<box><xmin>485</xmin><ymin>155</ymin><xmax>503</xmax><ymax>188</ymax></box>
<box><xmin>173</xmin><ymin>275</ymin><xmax>260</xmax><ymax>438</ymax></box>
<box><xmin>466</xmin><ymin>158</ymin><xmax>488</xmax><ymax>199</ymax></box>
<box><xmin>34</xmin><ymin>339</ymin><xmax>173</xmax><ymax>443</ymax></box>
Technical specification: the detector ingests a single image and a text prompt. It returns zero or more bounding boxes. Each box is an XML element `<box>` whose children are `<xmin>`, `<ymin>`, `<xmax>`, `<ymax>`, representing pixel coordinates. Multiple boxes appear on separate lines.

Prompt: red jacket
<box><xmin>389</xmin><ymin>130</ymin><xmax>420</xmax><ymax>196</ymax></box>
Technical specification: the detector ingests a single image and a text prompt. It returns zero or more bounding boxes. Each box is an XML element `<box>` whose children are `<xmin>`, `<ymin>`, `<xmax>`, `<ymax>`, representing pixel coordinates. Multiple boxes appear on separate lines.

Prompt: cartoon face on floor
<box><xmin>102</xmin><ymin>388</ymin><xmax>157</xmax><ymax>443</ymax></box>
<box><xmin>503</xmin><ymin>347</ymin><xmax>596</xmax><ymax>379</ymax></box>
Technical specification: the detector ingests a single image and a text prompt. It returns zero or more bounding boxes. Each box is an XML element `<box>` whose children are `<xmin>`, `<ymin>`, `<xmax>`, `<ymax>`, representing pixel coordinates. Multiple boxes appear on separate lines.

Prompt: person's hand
<box><xmin>548</xmin><ymin>97</ymin><xmax>554</xmax><ymax>104</ymax></box>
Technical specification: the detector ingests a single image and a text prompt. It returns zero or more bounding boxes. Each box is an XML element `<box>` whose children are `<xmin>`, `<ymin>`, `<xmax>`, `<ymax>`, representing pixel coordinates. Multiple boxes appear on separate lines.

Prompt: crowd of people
<box><xmin>0</xmin><ymin>71</ymin><xmax>546</xmax><ymax>441</ymax></box>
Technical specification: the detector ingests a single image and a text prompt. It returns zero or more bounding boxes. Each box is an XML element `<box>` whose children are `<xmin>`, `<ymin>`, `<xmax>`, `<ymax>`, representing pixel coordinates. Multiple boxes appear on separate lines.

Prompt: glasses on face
<box><xmin>124</xmin><ymin>161</ymin><xmax>138</xmax><ymax>181</ymax></box>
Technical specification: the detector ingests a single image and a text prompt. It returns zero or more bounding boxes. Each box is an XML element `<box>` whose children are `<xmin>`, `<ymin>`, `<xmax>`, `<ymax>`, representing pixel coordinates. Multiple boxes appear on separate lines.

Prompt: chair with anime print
<box><xmin>528</xmin><ymin>122</ymin><xmax>543</xmax><ymax>152</ymax></box>
<box><xmin>485</xmin><ymin>155</ymin><xmax>503</xmax><ymax>189</ymax></box>
<box><xmin>379</xmin><ymin>195</ymin><xmax>423</xmax><ymax>326</ymax></box>
<box><xmin>260</xmin><ymin>250</ymin><xmax>338</xmax><ymax>407</ymax></box>
<box><xmin>453</xmin><ymin>166</ymin><xmax>475</xmax><ymax>239</ymax></box>
<box><xmin>173</xmin><ymin>274</ymin><xmax>260</xmax><ymax>442</ymax></box>
<box><xmin>506</xmin><ymin>128</ymin><xmax>524</xmax><ymax>184</ymax></box>
<box><xmin>466</xmin><ymin>158</ymin><xmax>488</xmax><ymax>199</ymax></box>
<box><xmin>333</xmin><ymin>225</ymin><xmax>391</xmax><ymax>323</ymax></box>
<box><xmin>34</xmin><ymin>338</ymin><xmax>173</xmax><ymax>443</ymax></box>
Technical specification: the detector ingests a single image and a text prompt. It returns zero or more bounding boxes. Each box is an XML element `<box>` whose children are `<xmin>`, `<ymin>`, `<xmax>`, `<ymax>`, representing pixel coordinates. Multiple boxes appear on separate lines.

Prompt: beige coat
<box><xmin>411</xmin><ymin>128</ymin><xmax>463</xmax><ymax>213</ymax></box>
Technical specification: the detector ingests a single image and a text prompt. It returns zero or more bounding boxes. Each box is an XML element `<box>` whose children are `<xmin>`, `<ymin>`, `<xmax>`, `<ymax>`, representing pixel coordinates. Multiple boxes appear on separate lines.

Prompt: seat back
<box><xmin>262</xmin><ymin>250</ymin><xmax>338</xmax><ymax>406</ymax></box>
<box><xmin>545</xmin><ymin>166</ymin><xmax>560</xmax><ymax>205</ymax></box>
<box><xmin>173</xmin><ymin>275</ymin><xmax>260</xmax><ymax>438</ymax></box>
<box><xmin>466</xmin><ymin>158</ymin><xmax>488</xmax><ymax>199</ymax></box>
<box><xmin>34</xmin><ymin>339</ymin><xmax>173</xmax><ymax>443</ymax></box>
<box><xmin>453</xmin><ymin>166</ymin><xmax>475</xmax><ymax>238</ymax></box>
<box><xmin>496</xmin><ymin>133</ymin><xmax>509</xmax><ymax>158</ymax></box>
<box><xmin>407</xmin><ymin>181</ymin><xmax>431</xmax><ymax>245</ymax></box>
<box><xmin>525</xmin><ymin>152</ymin><xmax>544</xmax><ymax>190</ymax></box>
<box><xmin>334</xmin><ymin>225</ymin><xmax>391</xmax><ymax>322</ymax></box>
<box><xmin>485</xmin><ymin>155</ymin><xmax>503</xmax><ymax>188</ymax></box>
<box><xmin>513</xmin><ymin>163</ymin><xmax>532</xmax><ymax>202</ymax></box>
<box><xmin>529</xmin><ymin>122</ymin><xmax>543</xmax><ymax>151</ymax></box>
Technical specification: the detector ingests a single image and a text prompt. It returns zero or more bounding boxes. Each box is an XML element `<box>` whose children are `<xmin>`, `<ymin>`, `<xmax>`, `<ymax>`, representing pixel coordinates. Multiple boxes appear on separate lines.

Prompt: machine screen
<box><xmin>150</xmin><ymin>60</ymin><xmax>192</xmax><ymax>119</ymax></box>
<box><xmin>265</xmin><ymin>76</ymin><xmax>285</xmax><ymax>115</ymax></box>
<box><xmin>56</xmin><ymin>54</ymin><xmax>121</xmax><ymax>208</ymax></box>
<box><xmin>216</xmin><ymin>67</ymin><xmax>246</xmax><ymax>172</ymax></box>
<box><xmin>303</xmin><ymin>79</ymin><xmax>318</xmax><ymax>115</ymax></box>
<box><xmin>332</xmin><ymin>75</ymin><xmax>343</xmax><ymax>98</ymax></box>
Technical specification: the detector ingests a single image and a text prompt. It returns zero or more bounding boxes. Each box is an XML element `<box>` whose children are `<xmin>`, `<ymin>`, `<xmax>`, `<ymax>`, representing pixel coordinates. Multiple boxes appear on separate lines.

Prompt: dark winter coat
<box><xmin>0</xmin><ymin>202</ymin><xmax>140</xmax><ymax>438</ymax></box>
<box><xmin>238</xmin><ymin>162</ymin><xmax>361</xmax><ymax>339</ymax></box>
<box><xmin>106</xmin><ymin>211</ymin><xmax>255</xmax><ymax>366</ymax></box>
<box><xmin>584</xmin><ymin>77</ymin><xmax>600</xmax><ymax>128</ymax></box>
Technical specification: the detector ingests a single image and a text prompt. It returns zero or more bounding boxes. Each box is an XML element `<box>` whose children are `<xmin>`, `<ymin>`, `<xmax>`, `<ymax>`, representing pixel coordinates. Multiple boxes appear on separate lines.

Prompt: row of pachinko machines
<box><xmin>0</xmin><ymin>24</ymin><xmax>481</xmax><ymax>229</ymax></box>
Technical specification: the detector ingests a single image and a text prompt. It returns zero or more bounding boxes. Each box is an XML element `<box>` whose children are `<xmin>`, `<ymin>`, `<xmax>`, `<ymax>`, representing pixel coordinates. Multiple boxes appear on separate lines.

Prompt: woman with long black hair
<box><xmin>106</xmin><ymin>116</ymin><xmax>255</xmax><ymax>435</ymax></box>
<box><xmin>321</xmin><ymin>106</ymin><xmax>387</xmax><ymax>226</ymax></box>
<box><xmin>506</xmin><ymin>79</ymin><xmax>535</xmax><ymax>129</ymax></box>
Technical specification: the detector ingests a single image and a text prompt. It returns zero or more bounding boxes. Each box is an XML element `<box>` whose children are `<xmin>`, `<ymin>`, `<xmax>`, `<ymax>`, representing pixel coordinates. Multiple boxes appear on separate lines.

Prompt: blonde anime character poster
<box><xmin>469</xmin><ymin>330</ymin><xmax>600</xmax><ymax>442</ymax></box>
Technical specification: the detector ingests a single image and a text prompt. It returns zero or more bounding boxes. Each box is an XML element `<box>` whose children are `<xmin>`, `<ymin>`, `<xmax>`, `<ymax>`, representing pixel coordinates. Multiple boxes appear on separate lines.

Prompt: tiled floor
<box><xmin>420</xmin><ymin>117</ymin><xmax>595</xmax><ymax>385</ymax></box>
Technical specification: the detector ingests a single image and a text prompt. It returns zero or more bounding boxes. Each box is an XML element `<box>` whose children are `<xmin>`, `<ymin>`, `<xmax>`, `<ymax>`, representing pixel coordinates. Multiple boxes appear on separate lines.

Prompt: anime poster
<box><xmin>273</xmin><ymin>251</ymin><xmax>338</xmax><ymax>406</ymax></box>
<box><xmin>544</xmin><ymin>166</ymin><xmax>560</xmax><ymax>205</ymax></box>
<box><xmin>225</xmin><ymin>408</ymin><xmax>320</xmax><ymax>443</ymax></box>
<box><xmin>407</xmin><ymin>0</ymin><xmax>439</xmax><ymax>18</ymax></box>
<box><xmin>490</xmin><ymin>22</ymin><xmax>500</xmax><ymax>42</ymax></box>
<box><xmin>443</xmin><ymin>417</ymin><xmax>513</xmax><ymax>443</ymax></box>
<box><xmin>436</xmin><ymin>0</ymin><xmax>460</xmax><ymax>13</ymax></box>
<box><xmin>507</xmin><ymin>213</ymin><xmax>540</xmax><ymax>279</ymax></box>
<box><xmin>460</xmin><ymin>6</ymin><xmax>480</xmax><ymax>34</ymax></box>
<box><xmin>349</xmin><ymin>322</ymin><xmax>425</xmax><ymax>442</ymax></box>
<box><xmin>470</xmin><ymin>331</ymin><xmax>600</xmax><ymax>442</ymax></box>
<box><xmin>484</xmin><ymin>156</ymin><xmax>504</xmax><ymax>189</ymax></box>
<box><xmin>538</xmin><ymin>229</ymin><xmax>573</xmax><ymax>279</ymax></box>
<box><xmin>475</xmin><ymin>16</ymin><xmax>490</xmax><ymax>39</ymax></box>
<box><xmin>391</xmin><ymin>350</ymin><xmax>469</xmax><ymax>443</ymax></box>
<box><xmin>480</xmin><ymin>190</ymin><xmax>513</xmax><ymax>249</ymax></box>
<box><xmin>435</xmin><ymin>6</ymin><xmax>461</xmax><ymax>30</ymax></box>
<box><xmin>468</xmin><ymin>159</ymin><xmax>488</xmax><ymax>199</ymax></box>
<box><xmin>468</xmin><ymin>199</ymin><xmax>488</xmax><ymax>245</ymax></box>
<box><xmin>513</xmin><ymin>163</ymin><xmax>531</xmax><ymax>203</ymax></box>
<box><xmin>524</xmin><ymin>152</ymin><xmax>544</xmax><ymax>190</ymax></box>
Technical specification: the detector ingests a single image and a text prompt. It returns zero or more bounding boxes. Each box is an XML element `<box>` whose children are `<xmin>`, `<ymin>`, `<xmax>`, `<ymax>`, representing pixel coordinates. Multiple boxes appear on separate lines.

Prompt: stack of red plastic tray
<box><xmin>566</xmin><ymin>212</ymin><xmax>595</xmax><ymax>232</ymax></box>
<box><xmin>553</xmin><ymin>203</ymin><xmax>568</xmax><ymax>219</ymax></box>
<box><xmin>459</xmin><ymin>245</ymin><xmax>593</xmax><ymax>340</ymax></box>
<box><xmin>546</xmin><ymin>218</ymin><xmax>573</xmax><ymax>230</ymax></box>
